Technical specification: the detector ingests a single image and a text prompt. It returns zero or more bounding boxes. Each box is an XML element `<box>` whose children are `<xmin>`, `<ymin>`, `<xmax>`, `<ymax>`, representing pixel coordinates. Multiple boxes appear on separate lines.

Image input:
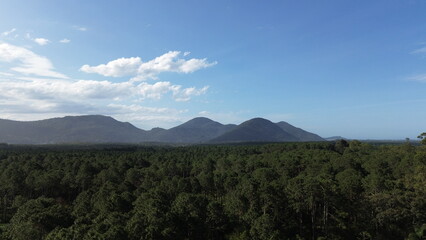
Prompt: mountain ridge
<box><xmin>209</xmin><ymin>118</ymin><xmax>298</xmax><ymax>143</ymax></box>
<box><xmin>0</xmin><ymin>115</ymin><xmax>325</xmax><ymax>144</ymax></box>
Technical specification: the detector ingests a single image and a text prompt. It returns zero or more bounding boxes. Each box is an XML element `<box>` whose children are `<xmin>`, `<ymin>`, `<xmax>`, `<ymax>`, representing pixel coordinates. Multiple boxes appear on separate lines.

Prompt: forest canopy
<box><xmin>0</xmin><ymin>141</ymin><xmax>425</xmax><ymax>240</ymax></box>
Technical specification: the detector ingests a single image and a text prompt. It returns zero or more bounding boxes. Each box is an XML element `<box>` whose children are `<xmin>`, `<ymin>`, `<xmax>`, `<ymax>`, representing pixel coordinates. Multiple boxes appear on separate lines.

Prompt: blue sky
<box><xmin>0</xmin><ymin>0</ymin><xmax>426</xmax><ymax>139</ymax></box>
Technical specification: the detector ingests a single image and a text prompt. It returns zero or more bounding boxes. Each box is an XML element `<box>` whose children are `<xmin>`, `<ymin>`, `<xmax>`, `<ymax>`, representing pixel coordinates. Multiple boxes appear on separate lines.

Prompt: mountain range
<box><xmin>0</xmin><ymin>115</ymin><xmax>325</xmax><ymax>144</ymax></box>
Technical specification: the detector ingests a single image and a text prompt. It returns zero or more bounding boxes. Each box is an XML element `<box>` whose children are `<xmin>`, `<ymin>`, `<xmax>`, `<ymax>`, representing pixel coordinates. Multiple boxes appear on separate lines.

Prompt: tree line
<box><xmin>0</xmin><ymin>140</ymin><xmax>424</xmax><ymax>240</ymax></box>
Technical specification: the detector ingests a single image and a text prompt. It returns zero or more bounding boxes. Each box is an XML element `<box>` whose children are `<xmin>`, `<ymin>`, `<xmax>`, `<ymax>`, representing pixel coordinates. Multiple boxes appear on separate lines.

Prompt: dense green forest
<box><xmin>0</xmin><ymin>141</ymin><xmax>424</xmax><ymax>240</ymax></box>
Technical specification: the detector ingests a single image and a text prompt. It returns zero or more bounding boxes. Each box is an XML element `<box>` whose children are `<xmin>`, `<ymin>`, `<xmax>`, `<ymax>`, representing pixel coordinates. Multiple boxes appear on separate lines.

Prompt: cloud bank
<box><xmin>0</xmin><ymin>42</ymin><xmax>214</xmax><ymax>127</ymax></box>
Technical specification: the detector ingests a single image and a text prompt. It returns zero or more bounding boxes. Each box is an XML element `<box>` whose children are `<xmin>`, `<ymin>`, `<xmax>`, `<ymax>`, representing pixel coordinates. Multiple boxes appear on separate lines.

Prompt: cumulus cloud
<box><xmin>80</xmin><ymin>57</ymin><xmax>142</xmax><ymax>77</ymax></box>
<box><xmin>137</xmin><ymin>81</ymin><xmax>175</xmax><ymax>100</ymax></box>
<box><xmin>0</xmin><ymin>75</ymin><xmax>208</xmax><ymax>125</ymax></box>
<box><xmin>34</xmin><ymin>38</ymin><xmax>50</xmax><ymax>46</ymax></box>
<box><xmin>135</xmin><ymin>81</ymin><xmax>208</xmax><ymax>101</ymax></box>
<box><xmin>0</xmin><ymin>77</ymin><xmax>141</xmax><ymax>100</ymax></box>
<box><xmin>0</xmin><ymin>43</ymin><xmax>68</xmax><ymax>78</ymax></box>
<box><xmin>0</xmin><ymin>42</ymin><xmax>211</xmax><ymax>127</ymax></box>
<box><xmin>0</xmin><ymin>76</ymin><xmax>208</xmax><ymax>110</ymax></box>
<box><xmin>2</xmin><ymin>28</ymin><xmax>16</xmax><ymax>36</ymax></box>
<box><xmin>0</xmin><ymin>75</ymin><xmax>201</xmax><ymax>128</ymax></box>
<box><xmin>80</xmin><ymin>51</ymin><xmax>217</xmax><ymax>81</ymax></box>
<box><xmin>59</xmin><ymin>38</ymin><xmax>71</xmax><ymax>43</ymax></box>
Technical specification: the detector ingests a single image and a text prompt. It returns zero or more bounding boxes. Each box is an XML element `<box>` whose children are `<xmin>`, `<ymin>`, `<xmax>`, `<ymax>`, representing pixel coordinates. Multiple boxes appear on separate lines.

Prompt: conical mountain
<box><xmin>209</xmin><ymin>118</ymin><xmax>298</xmax><ymax>143</ymax></box>
<box><xmin>276</xmin><ymin>121</ymin><xmax>324</xmax><ymax>141</ymax></box>
<box><xmin>150</xmin><ymin>117</ymin><xmax>236</xmax><ymax>143</ymax></box>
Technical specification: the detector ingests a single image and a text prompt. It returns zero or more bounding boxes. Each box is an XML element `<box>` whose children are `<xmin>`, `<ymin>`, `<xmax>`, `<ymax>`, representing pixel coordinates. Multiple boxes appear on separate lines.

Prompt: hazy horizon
<box><xmin>1</xmin><ymin>1</ymin><xmax>425</xmax><ymax>140</ymax></box>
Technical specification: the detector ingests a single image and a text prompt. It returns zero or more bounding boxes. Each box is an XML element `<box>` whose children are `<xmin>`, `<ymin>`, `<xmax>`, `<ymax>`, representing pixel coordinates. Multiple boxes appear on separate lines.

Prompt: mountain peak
<box><xmin>243</xmin><ymin>117</ymin><xmax>273</xmax><ymax>124</ymax></box>
<box><xmin>210</xmin><ymin>117</ymin><xmax>298</xmax><ymax>143</ymax></box>
<box><xmin>150</xmin><ymin>117</ymin><xmax>231</xmax><ymax>143</ymax></box>
<box><xmin>0</xmin><ymin>115</ymin><xmax>325</xmax><ymax>144</ymax></box>
<box><xmin>181</xmin><ymin>117</ymin><xmax>218</xmax><ymax>127</ymax></box>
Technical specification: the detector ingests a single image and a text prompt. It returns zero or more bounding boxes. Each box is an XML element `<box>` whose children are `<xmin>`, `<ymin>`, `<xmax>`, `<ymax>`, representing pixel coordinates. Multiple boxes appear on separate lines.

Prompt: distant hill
<box><xmin>276</xmin><ymin>121</ymin><xmax>325</xmax><ymax>141</ymax></box>
<box><xmin>0</xmin><ymin>115</ymin><xmax>147</xmax><ymax>144</ymax></box>
<box><xmin>210</xmin><ymin>118</ymin><xmax>298</xmax><ymax>143</ymax></box>
<box><xmin>0</xmin><ymin>115</ymin><xmax>325</xmax><ymax>144</ymax></box>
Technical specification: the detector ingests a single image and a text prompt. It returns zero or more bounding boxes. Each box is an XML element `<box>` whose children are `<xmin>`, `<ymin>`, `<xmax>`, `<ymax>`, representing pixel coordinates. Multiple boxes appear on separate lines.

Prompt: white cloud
<box><xmin>135</xmin><ymin>81</ymin><xmax>208</xmax><ymax>101</ymax></box>
<box><xmin>80</xmin><ymin>51</ymin><xmax>217</xmax><ymax>81</ymax></box>
<box><xmin>0</xmin><ymin>71</ymin><xmax>14</xmax><ymax>77</ymax></box>
<box><xmin>0</xmin><ymin>43</ymin><xmax>208</xmax><ymax>104</ymax></box>
<box><xmin>2</xmin><ymin>28</ymin><xmax>16</xmax><ymax>36</ymax></box>
<box><xmin>34</xmin><ymin>38</ymin><xmax>50</xmax><ymax>46</ymax></box>
<box><xmin>173</xmin><ymin>86</ymin><xmax>209</xmax><ymax>102</ymax></box>
<box><xmin>0</xmin><ymin>43</ymin><xmax>211</xmax><ymax>127</ymax></box>
<box><xmin>0</xmin><ymin>75</ymin><xmax>198</xmax><ymax>128</ymax></box>
<box><xmin>59</xmin><ymin>38</ymin><xmax>71</xmax><ymax>43</ymax></box>
<box><xmin>134</xmin><ymin>51</ymin><xmax>217</xmax><ymax>81</ymax></box>
<box><xmin>0</xmin><ymin>43</ymin><xmax>68</xmax><ymax>78</ymax></box>
<box><xmin>80</xmin><ymin>57</ymin><xmax>142</xmax><ymax>77</ymax></box>
<box><xmin>0</xmin><ymin>77</ymin><xmax>134</xmax><ymax>100</ymax></box>
<box><xmin>137</xmin><ymin>81</ymin><xmax>175</xmax><ymax>100</ymax></box>
<box><xmin>0</xmin><ymin>76</ymin><xmax>208</xmax><ymax>109</ymax></box>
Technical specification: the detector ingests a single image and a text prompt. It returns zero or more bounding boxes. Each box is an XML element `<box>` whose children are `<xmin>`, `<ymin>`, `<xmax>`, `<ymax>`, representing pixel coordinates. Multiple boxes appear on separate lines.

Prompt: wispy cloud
<box><xmin>0</xmin><ymin>43</ymin><xmax>67</xmax><ymax>78</ymax></box>
<box><xmin>59</xmin><ymin>38</ymin><xmax>71</xmax><ymax>43</ymax></box>
<box><xmin>80</xmin><ymin>51</ymin><xmax>217</xmax><ymax>81</ymax></box>
<box><xmin>1</xmin><ymin>28</ymin><xmax>16</xmax><ymax>36</ymax></box>
<box><xmin>73</xmin><ymin>26</ymin><xmax>88</xmax><ymax>31</ymax></box>
<box><xmin>33</xmin><ymin>38</ymin><xmax>50</xmax><ymax>46</ymax></box>
<box><xmin>173</xmin><ymin>86</ymin><xmax>209</xmax><ymax>102</ymax></box>
<box><xmin>0</xmin><ymin>71</ymin><xmax>14</xmax><ymax>77</ymax></box>
<box><xmin>411</xmin><ymin>46</ymin><xmax>426</xmax><ymax>54</ymax></box>
<box><xmin>407</xmin><ymin>74</ymin><xmax>426</xmax><ymax>82</ymax></box>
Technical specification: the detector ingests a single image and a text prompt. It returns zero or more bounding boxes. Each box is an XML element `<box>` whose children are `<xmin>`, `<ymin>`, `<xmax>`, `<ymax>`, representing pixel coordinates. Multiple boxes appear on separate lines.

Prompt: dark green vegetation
<box><xmin>0</xmin><ymin>115</ymin><xmax>324</xmax><ymax>144</ymax></box>
<box><xmin>0</xmin><ymin>141</ymin><xmax>425</xmax><ymax>240</ymax></box>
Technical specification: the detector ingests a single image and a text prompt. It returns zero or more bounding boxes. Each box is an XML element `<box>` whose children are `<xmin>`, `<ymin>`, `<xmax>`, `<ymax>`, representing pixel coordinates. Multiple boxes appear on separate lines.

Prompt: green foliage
<box><xmin>0</xmin><ymin>142</ymin><xmax>424</xmax><ymax>240</ymax></box>
<box><xmin>5</xmin><ymin>197</ymin><xmax>72</xmax><ymax>240</ymax></box>
<box><xmin>418</xmin><ymin>132</ymin><xmax>426</xmax><ymax>145</ymax></box>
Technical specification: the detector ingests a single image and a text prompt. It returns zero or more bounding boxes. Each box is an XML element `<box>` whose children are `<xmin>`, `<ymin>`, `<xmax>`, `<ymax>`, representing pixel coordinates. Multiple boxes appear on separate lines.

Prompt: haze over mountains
<box><xmin>0</xmin><ymin>115</ymin><xmax>325</xmax><ymax>144</ymax></box>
